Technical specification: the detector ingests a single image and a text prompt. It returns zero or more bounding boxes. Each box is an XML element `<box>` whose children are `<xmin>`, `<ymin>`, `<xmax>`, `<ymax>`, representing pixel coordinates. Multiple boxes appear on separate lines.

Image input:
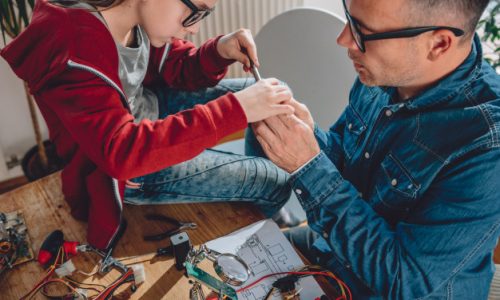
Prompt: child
<box><xmin>0</xmin><ymin>0</ymin><xmax>294</xmax><ymax>249</ymax></box>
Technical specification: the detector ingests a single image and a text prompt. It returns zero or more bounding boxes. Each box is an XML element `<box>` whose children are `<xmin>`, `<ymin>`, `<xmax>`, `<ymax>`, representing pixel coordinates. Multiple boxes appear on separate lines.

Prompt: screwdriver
<box><xmin>248</xmin><ymin>57</ymin><xmax>261</xmax><ymax>81</ymax></box>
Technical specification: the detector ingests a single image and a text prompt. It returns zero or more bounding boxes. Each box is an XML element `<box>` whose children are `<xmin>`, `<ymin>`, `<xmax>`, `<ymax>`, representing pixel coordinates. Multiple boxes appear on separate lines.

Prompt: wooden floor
<box><xmin>0</xmin><ymin>173</ymin><xmax>268</xmax><ymax>299</ymax></box>
<box><xmin>0</xmin><ymin>172</ymin><xmax>339</xmax><ymax>299</ymax></box>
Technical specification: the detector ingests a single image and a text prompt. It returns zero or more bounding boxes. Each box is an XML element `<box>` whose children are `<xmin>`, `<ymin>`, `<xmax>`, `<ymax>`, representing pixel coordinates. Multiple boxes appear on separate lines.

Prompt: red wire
<box><xmin>235</xmin><ymin>271</ymin><xmax>352</xmax><ymax>300</ymax></box>
<box><xmin>20</xmin><ymin>247</ymin><xmax>64</xmax><ymax>300</ymax></box>
<box><xmin>91</xmin><ymin>268</ymin><xmax>134</xmax><ymax>300</ymax></box>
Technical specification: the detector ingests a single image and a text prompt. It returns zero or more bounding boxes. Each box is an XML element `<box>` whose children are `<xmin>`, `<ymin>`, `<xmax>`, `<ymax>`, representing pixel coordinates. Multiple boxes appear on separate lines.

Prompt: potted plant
<box><xmin>1</xmin><ymin>0</ymin><xmax>63</xmax><ymax>180</ymax></box>
<box><xmin>478</xmin><ymin>2</ymin><xmax>500</xmax><ymax>72</ymax></box>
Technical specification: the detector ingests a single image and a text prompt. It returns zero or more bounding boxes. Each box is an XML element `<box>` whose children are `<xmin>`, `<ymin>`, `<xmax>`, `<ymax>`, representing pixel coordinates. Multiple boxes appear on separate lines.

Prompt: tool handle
<box><xmin>156</xmin><ymin>245</ymin><xmax>173</xmax><ymax>257</ymax></box>
<box><xmin>249</xmin><ymin>59</ymin><xmax>261</xmax><ymax>81</ymax></box>
<box><xmin>246</xmin><ymin>53</ymin><xmax>261</xmax><ymax>82</ymax></box>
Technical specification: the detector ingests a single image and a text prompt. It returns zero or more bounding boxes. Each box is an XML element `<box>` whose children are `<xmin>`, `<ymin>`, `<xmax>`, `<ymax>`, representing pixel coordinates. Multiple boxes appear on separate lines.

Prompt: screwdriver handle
<box><xmin>248</xmin><ymin>57</ymin><xmax>261</xmax><ymax>81</ymax></box>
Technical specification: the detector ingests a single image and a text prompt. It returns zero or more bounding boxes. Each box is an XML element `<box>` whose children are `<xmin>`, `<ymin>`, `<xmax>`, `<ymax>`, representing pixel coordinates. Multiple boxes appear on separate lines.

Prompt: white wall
<box><xmin>0</xmin><ymin>40</ymin><xmax>49</xmax><ymax>180</ymax></box>
<box><xmin>304</xmin><ymin>0</ymin><xmax>343</xmax><ymax>16</ymax></box>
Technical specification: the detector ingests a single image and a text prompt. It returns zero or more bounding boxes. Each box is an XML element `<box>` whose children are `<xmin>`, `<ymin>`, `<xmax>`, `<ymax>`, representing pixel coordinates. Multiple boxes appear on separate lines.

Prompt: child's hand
<box><xmin>234</xmin><ymin>78</ymin><xmax>295</xmax><ymax>123</ymax></box>
<box><xmin>217</xmin><ymin>28</ymin><xmax>259</xmax><ymax>70</ymax></box>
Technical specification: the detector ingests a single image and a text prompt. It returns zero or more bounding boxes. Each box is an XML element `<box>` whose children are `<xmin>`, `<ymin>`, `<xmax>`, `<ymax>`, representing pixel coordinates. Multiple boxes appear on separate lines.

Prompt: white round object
<box><xmin>255</xmin><ymin>8</ymin><xmax>357</xmax><ymax>129</ymax></box>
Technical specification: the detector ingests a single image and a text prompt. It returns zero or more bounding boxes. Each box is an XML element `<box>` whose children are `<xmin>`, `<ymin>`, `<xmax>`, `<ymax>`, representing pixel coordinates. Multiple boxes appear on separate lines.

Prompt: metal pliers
<box><xmin>143</xmin><ymin>214</ymin><xmax>197</xmax><ymax>241</ymax></box>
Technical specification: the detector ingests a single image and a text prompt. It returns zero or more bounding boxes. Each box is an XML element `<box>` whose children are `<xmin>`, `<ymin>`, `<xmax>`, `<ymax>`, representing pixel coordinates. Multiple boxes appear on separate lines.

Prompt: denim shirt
<box><xmin>291</xmin><ymin>35</ymin><xmax>500</xmax><ymax>299</ymax></box>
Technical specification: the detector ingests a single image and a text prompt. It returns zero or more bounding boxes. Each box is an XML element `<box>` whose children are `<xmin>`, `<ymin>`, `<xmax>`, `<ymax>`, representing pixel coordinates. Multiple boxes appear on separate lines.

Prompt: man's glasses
<box><xmin>342</xmin><ymin>0</ymin><xmax>464</xmax><ymax>52</ymax></box>
<box><xmin>180</xmin><ymin>0</ymin><xmax>215</xmax><ymax>27</ymax></box>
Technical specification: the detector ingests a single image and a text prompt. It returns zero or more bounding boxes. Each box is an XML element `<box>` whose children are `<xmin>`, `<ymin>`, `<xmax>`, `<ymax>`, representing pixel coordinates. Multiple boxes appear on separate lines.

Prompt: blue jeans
<box><xmin>124</xmin><ymin>78</ymin><xmax>291</xmax><ymax>218</ymax></box>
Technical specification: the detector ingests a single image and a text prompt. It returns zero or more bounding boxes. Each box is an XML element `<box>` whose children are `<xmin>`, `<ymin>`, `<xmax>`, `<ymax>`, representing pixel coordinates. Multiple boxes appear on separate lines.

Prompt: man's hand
<box><xmin>217</xmin><ymin>28</ymin><xmax>259</xmax><ymax>71</ymax></box>
<box><xmin>252</xmin><ymin>114</ymin><xmax>320</xmax><ymax>173</ymax></box>
<box><xmin>234</xmin><ymin>78</ymin><xmax>294</xmax><ymax>123</ymax></box>
<box><xmin>289</xmin><ymin>98</ymin><xmax>315</xmax><ymax>130</ymax></box>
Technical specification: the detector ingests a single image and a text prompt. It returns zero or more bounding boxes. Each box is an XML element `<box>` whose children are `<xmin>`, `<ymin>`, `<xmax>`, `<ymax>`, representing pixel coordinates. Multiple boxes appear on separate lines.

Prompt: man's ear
<box><xmin>427</xmin><ymin>30</ymin><xmax>454</xmax><ymax>61</ymax></box>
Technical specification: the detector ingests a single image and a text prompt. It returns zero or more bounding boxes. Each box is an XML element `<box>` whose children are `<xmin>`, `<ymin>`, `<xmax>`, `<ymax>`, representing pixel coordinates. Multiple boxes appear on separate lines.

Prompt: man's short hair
<box><xmin>408</xmin><ymin>0</ymin><xmax>490</xmax><ymax>39</ymax></box>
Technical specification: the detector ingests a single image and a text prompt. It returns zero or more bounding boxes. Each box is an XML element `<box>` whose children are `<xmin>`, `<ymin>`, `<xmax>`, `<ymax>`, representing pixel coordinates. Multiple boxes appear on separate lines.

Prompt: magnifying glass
<box><xmin>205</xmin><ymin>248</ymin><xmax>251</xmax><ymax>286</ymax></box>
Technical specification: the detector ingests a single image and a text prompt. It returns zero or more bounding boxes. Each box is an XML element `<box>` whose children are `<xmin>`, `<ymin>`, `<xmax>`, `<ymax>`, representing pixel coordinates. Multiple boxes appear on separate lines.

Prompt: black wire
<box><xmin>39</xmin><ymin>281</ymin><xmax>84</xmax><ymax>300</ymax></box>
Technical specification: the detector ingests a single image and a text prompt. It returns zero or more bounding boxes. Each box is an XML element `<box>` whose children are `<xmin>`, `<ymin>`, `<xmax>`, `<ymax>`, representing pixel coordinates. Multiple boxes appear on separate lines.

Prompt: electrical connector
<box><xmin>55</xmin><ymin>259</ymin><xmax>76</xmax><ymax>277</ymax></box>
<box><xmin>130</xmin><ymin>263</ymin><xmax>146</xmax><ymax>284</ymax></box>
<box><xmin>75</xmin><ymin>288</ymin><xmax>87</xmax><ymax>299</ymax></box>
<box><xmin>273</xmin><ymin>274</ymin><xmax>299</xmax><ymax>292</ymax></box>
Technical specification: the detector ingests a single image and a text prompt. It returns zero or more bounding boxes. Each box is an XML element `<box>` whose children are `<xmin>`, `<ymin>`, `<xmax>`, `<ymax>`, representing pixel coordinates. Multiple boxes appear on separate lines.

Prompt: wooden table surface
<box><xmin>0</xmin><ymin>172</ymin><xmax>273</xmax><ymax>299</ymax></box>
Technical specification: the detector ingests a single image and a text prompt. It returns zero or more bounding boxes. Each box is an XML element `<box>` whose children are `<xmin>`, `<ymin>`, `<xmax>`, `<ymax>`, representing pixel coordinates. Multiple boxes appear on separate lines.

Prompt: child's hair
<box><xmin>52</xmin><ymin>0</ymin><xmax>125</xmax><ymax>9</ymax></box>
<box><xmin>78</xmin><ymin>0</ymin><xmax>124</xmax><ymax>8</ymax></box>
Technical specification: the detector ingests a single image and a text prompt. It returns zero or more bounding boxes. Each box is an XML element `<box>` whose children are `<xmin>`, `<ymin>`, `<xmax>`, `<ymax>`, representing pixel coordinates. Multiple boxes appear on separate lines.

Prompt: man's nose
<box><xmin>337</xmin><ymin>24</ymin><xmax>358</xmax><ymax>52</ymax></box>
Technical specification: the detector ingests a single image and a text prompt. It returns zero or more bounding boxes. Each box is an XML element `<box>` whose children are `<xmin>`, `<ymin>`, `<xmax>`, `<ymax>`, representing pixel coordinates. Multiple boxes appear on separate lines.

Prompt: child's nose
<box><xmin>186</xmin><ymin>22</ymin><xmax>201</xmax><ymax>35</ymax></box>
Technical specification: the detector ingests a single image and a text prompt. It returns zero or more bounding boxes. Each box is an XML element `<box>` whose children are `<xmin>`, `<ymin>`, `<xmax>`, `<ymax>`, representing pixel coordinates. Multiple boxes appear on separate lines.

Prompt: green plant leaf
<box><xmin>1</xmin><ymin>0</ymin><xmax>13</xmax><ymax>28</ymax></box>
<box><xmin>15</xmin><ymin>0</ymin><xmax>29</xmax><ymax>28</ymax></box>
<box><xmin>10</xmin><ymin>0</ymin><xmax>21</xmax><ymax>35</ymax></box>
<box><xmin>478</xmin><ymin>2</ymin><xmax>500</xmax><ymax>69</ymax></box>
<box><xmin>0</xmin><ymin>0</ymin><xmax>35</xmax><ymax>39</ymax></box>
<box><xmin>0</xmin><ymin>10</ymin><xmax>7</xmax><ymax>46</ymax></box>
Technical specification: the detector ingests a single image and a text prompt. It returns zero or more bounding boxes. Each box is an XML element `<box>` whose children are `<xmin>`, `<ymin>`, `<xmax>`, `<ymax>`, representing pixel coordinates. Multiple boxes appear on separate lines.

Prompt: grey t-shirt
<box><xmin>115</xmin><ymin>26</ymin><xmax>159</xmax><ymax>122</ymax></box>
<box><xmin>62</xmin><ymin>1</ymin><xmax>160</xmax><ymax>122</ymax></box>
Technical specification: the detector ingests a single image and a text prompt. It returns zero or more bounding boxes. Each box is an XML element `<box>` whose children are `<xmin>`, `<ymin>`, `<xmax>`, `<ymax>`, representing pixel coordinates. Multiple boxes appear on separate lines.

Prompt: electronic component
<box><xmin>0</xmin><ymin>210</ymin><xmax>34</xmax><ymax>276</ymax></box>
<box><xmin>185</xmin><ymin>261</ymin><xmax>238</xmax><ymax>299</ymax></box>
<box><xmin>171</xmin><ymin>232</ymin><xmax>191</xmax><ymax>270</ymax></box>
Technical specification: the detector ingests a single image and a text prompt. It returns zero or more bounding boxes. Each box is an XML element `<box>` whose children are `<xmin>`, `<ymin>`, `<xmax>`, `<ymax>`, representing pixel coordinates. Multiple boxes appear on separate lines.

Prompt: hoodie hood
<box><xmin>0</xmin><ymin>0</ymin><xmax>120</xmax><ymax>94</ymax></box>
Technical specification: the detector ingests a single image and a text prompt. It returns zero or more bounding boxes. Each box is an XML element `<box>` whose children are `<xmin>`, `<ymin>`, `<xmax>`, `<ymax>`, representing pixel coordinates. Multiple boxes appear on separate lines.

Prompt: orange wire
<box><xmin>28</xmin><ymin>278</ymin><xmax>80</xmax><ymax>300</ymax></box>
<box><xmin>20</xmin><ymin>247</ymin><xmax>63</xmax><ymax>300</ymax></box>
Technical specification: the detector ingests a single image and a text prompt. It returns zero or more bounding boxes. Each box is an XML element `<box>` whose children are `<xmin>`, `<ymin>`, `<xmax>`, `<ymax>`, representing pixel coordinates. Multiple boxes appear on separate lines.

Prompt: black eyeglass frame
<box><xmin>342</xmin><ymin>0</ymin><xmax>465</xmax><ymax>52</ymax></box>
<box><xmin>180</xmin><ymin>0</ymin><xmax>215</xmax><ymax>27</ymax></box>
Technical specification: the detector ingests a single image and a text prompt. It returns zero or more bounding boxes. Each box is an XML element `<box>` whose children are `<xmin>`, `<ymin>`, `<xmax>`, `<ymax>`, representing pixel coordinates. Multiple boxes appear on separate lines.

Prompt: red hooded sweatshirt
<box><xmin>0</xmin><ymin>0</ymin><xmax>247</xmax><ymax>249</ymax></box>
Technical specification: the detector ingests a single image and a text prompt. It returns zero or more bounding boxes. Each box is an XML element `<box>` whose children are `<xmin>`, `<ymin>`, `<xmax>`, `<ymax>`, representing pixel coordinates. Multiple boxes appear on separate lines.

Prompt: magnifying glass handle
<box><xmin>203</xmin><ymin>245</ymin><xmax>221</xmax><ymax>261</ymax></box>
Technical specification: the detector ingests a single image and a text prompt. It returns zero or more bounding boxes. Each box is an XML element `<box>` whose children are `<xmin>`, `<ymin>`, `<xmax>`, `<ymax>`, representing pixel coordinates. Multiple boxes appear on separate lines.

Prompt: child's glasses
<box><xmin>180</xmin><ymin>0</ymin><xmax>215</xmax><ymax>27</ymax></box>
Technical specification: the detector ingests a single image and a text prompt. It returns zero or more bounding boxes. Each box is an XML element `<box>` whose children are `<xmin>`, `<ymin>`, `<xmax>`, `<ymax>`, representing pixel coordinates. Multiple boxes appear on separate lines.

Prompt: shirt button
<box><xmin>364</xmin><ymin>152</ymin><xmax>370</xmax><ymax>159</ymax></box>
<box><xmin>322</xmin><ymin>232</ymin><xmax>328</xmax><ymax>239</ymax></box>
<box><xmin>385</xmin><ymin>110</ymin><xmax>393</xmax><ymax>117</ymax></box>
<box><xmin>295</xmin><ymin>189</ymin><xmax>302</xmax><ymax>195</ymax></box>
<box><xmin>348</xmin><ymin>123</ymin><xmax>353</xmax><ymax>130</ymax></box>
<box><xmin>391</xmin><ymin>179</ymin><xmax>398</xmax><ymax>186</ymax></box>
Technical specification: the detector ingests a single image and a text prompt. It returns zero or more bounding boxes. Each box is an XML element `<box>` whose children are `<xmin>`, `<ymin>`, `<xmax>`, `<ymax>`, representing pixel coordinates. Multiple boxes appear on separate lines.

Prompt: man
<box><xmin>252</xmin><ymin>0</ymin><xmax>500</xmax><ymax>298</ymax></box>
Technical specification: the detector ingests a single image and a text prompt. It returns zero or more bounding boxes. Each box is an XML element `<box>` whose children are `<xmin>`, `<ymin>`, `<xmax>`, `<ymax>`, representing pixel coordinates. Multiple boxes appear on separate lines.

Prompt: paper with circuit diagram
<box><xmin>206</xmin><ymin>219</ymin><xmax>325</xmax><ymax>300</ymax></box>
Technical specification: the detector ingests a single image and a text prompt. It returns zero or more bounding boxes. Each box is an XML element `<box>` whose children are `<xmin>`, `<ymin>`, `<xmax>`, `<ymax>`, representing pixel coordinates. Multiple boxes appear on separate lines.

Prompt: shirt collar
<box><xmin>386</xmin><ymin>34</ymin><xmax>483</xmax><ymax>111</ymax></box>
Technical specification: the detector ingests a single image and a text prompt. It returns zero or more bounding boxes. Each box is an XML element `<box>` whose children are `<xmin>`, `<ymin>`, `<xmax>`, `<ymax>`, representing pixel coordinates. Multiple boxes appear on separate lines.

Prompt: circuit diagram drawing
<box><xmin>206</xmin><ymin>219</ymin><xmax>324</xmax><ymax>300</ymax></box>
<box><xmin>237</xmin><ymin>234</ymin><xmax>297</xmax><ymax>299</ymax></box>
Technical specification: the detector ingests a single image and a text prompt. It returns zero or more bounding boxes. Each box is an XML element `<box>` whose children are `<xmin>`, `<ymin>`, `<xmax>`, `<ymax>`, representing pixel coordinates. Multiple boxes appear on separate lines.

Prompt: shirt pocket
<box><xmin>372</xmin><ymin>153</ymin><xmax>420</xmax><ymax>218</ymax></box>
<box><xmin>342</xmin><ymin>105</ymin><xmax>367</xmax><ymax>160</ymax></box>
